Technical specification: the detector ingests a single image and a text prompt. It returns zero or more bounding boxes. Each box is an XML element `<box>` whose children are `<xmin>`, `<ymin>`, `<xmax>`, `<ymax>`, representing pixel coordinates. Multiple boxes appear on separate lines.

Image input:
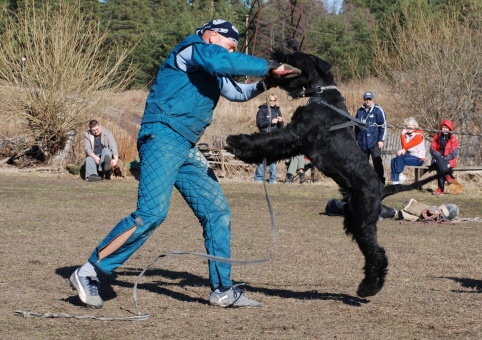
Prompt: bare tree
<box><xmin>372</xmin><ymin>1</ymin><xmax>481</xmax><ymax>134</ymax></box>
<box><xmin>0</xmin><ymin>0</ymin><xmax>134</xmax><ymax>167</ymax></box>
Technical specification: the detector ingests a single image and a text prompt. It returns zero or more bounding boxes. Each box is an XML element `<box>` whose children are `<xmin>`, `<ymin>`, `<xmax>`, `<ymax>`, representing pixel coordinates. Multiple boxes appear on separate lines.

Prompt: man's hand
<box><xmin>92</xmin><ymin>154</ymin><xmax>100</xmax><ymax>165</ymax></box>
<box><xmin>397</xmin><ymin>149</ymin><xmax>406</xmax><ymax>156</ymax></box>
<box><xmin>112</xmin><ymin>158</ymin><xmax>119</xmax><ymax>167</ymax></box>
<box><xmin>270</xmin><ymin>63</ymin><xmax>301</xmax><ymax>77</ymax></box>
<box><xmin>378</xmin><ymin>141</ymin><xmax>384</xmax><ymax>149</ymax></box>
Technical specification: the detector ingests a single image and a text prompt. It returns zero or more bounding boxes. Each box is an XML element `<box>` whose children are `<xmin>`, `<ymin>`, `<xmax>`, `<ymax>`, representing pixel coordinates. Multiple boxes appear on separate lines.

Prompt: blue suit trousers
<box><xmin>88</xmin><ymin>122</ymin><xmax>232</xmax><ymax>290</ymax></box>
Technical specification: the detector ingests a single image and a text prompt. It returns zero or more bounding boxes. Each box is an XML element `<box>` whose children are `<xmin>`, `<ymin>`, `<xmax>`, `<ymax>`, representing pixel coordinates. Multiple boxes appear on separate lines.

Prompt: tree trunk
<box><xmin>49</xmin><ymin>130</ymin><xmax>76</xmax><ymax>168</ymax></box>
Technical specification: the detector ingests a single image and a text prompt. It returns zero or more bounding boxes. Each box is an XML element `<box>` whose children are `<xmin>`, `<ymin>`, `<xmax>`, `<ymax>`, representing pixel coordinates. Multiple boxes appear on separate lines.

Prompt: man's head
<box><xmin>196</xmin><ymin>19</ymin><xmax>239</xmax><ymax>52</ymax></box>
<box><xmin>89</xmin><ymin>120</ymin><xmax>102</xmax><ymax>137</ymax></box>
<box><xmin>363</xmin><ymin>92</ymin><xmax>374</xmax><ymax>106</ymax></box>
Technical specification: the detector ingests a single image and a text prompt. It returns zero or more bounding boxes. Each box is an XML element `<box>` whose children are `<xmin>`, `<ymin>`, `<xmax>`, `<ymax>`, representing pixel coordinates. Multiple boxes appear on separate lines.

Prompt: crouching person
<box><xmin>83</xmin><ymin>120</ymin><xmax>119</xmax><ymax>182</ymax></box>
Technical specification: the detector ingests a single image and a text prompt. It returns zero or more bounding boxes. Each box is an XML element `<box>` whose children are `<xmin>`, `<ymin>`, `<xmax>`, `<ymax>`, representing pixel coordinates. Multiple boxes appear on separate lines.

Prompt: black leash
<box><xmin>296</xmin><ymin>85</ymin><xmax>368</xmax><ymax>131</ymax></box>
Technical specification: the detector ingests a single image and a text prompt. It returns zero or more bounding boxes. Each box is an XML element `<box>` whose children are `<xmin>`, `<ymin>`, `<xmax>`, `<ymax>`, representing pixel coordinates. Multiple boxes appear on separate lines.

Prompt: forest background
<box><xmin>0</xmin><ymin>0</ymin><xmax>480</xmax><ymax>171</ymax></box>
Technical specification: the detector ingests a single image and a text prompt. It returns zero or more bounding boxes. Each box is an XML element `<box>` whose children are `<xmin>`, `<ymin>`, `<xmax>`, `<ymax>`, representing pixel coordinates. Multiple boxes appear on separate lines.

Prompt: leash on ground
<box><xmin>14</xmin><ymin>84</ymin><xmax>278</xmax><ymax>322</ymax></box>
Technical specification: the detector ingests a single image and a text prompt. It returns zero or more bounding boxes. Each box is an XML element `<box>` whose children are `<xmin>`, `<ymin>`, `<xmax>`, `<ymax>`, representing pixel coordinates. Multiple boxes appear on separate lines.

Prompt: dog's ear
<box><xmin>270</xmin><ymin>48</ymin><xmax>287</xmax><ymax>63</ymax></box>
<box><xmin>312</xmin><ymin>56</ymin><xmax>332</xmax><ymax>76</ymax></box>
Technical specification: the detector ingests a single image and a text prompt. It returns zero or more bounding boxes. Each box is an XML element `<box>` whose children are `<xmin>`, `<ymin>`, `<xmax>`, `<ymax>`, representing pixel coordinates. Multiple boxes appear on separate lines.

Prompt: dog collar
<box><xmin>315</xmin><ymin>85</ymin><xmax>338</xmax><ymax>93</ymax></box>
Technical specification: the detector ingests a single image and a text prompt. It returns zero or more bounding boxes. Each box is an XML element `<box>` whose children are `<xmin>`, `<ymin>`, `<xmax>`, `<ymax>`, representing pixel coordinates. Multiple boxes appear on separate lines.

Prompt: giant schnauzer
<box><xmin>227</xmin><ymin>49</ymin><xmax>442</xmax><ymax>298</ymax></box>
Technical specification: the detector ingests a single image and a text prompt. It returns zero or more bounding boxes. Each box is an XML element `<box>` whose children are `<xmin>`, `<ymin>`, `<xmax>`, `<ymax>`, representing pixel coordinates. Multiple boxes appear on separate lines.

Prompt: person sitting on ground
<box><xmin>390</xmin><ymin>117</ymin><xmax>426</xmax><ymax>184</ymax></box>
<box><xmin>286</xmin><ymin>154</ymin><xmax>307</xmax><ymax>184</ymax></box>
<box><xmin>83</xmin><ymin>120</ymin><xmax>119</xmax><ymax>182</ymax></box>
<box><xmin>254</xmin><ymin>93</ymin><xmax>284</xmax><ymax>183</ymax></box>
<box><xmin>430</xmin><ymin>119</ymin><xmax>459</xmax><ymax>196</ymax></box>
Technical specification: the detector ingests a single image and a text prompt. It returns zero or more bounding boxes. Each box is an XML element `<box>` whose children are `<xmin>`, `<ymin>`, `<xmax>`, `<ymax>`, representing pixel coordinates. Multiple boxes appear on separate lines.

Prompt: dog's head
<box><xmin>269</xmin><ymin>48</ymin><xmax>335</xmax><ymax>98</ymax></box>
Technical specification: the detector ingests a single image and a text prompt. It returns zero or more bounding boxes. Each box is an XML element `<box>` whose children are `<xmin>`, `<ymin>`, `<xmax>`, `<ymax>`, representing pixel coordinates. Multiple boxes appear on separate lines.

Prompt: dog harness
<box><xmin>303</xmin><ymin>85</ymin><xmax>368</xmax><ymax>131</ymax></box>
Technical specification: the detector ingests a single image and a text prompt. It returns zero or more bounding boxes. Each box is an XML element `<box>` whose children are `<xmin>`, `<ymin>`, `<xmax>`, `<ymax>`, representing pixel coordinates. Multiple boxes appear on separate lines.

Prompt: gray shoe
<box><xmin>87</xmin><ymin>174</ymin><xmax>102</xmax><ymax>182</ymax></box>
<box><xmin>69</xmin><ymin>268</ymin><xmax>104</xmax><ymax>308</ymax></box>
<box><xmin>103</xmin><ymin>155</ymin><xmax>111</xmax><ymax>171</ymax></box>
<box><xmin>209</xmin><ymin>283</ymin><xmax>261</xmax><ymax>308</ymax></box>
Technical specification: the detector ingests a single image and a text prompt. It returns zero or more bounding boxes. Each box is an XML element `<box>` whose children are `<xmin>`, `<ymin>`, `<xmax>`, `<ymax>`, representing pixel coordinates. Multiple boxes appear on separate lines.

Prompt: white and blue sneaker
<box><xmin>69</xmin><ymin>268</ymin><xmax>104</xmax><ymax>308</ymax></box>
<box><xmin>209</xmin><ymin>283</ymin><xmax>261</xmax><ymax>308</ymax></box>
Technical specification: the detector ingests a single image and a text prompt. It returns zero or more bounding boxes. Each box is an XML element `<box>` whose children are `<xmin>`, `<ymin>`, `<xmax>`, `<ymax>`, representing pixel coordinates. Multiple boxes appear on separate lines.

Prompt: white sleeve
<box><xmin>220</xmin><ymin>78</ymin><xmax>263</xmax><ymax>102</ymax></box>
<box><xmin>176</xmin><ymin>46</ymin><xmax>197</xmax><ymax>72</ymax></box>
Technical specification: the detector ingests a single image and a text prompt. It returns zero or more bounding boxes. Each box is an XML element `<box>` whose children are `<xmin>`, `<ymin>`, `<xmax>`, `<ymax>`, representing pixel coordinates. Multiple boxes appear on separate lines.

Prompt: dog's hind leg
<box><xmin>343</xmin><ymin>194</ymin><xmax>388</xmax><ymax>298</ymax></box>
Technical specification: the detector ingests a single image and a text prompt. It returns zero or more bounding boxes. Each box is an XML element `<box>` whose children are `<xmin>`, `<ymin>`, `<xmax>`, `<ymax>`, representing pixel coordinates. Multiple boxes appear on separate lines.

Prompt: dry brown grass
<box><xmin>0</xmin><ymin>0</ymin><xmax>134</xmax><ymax>165</ymax></box>
<box><xmin>1</xmin><ymin>172</ymin><xmax>481</xmax><ymax>339</ymax></box>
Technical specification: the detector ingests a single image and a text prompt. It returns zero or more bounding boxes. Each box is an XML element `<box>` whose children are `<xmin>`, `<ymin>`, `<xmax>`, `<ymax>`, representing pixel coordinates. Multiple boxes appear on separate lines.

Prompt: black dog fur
<box><xmin>227</xmin><ymin>49</ymin><xmax>444</xmax><ymax>298</ymax></box>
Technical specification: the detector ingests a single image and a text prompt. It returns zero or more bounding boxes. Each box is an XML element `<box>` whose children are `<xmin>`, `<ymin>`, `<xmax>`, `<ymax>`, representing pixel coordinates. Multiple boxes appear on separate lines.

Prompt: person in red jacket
<box><xmin>430</xmin><ymin>119</ymin><xmax>459</xmax><ymax>195</ymax></box>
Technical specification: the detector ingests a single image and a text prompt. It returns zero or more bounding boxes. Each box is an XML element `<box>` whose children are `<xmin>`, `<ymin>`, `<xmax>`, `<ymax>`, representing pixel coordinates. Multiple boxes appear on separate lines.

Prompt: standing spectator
<box><xmin>69</xmin><ymin>19</ymin><xmax>292</xmax><ymax>309</ymax></box>
<box><xmin>390</xmin><ymin>117</ymin><xmax>426</xmax><ymax>184</ymax></box>
<box><xmin>430</xmin><ymin>119</ymin><xmax>459</xmax><ymax>195</ymax></box>
<box><xmin>355</xmin><ymin>91</ymin><xmax>387</xmax><ymax>184</ymax></box>
<box><xmin>254</xmin><ymin>94</ymin><xmax>284</xmax><ymax>183</ymax></box>
<box><xmin>83</xmin><ymin>120</ymin><xmax>119</xmax><ymax>182</ymax></box>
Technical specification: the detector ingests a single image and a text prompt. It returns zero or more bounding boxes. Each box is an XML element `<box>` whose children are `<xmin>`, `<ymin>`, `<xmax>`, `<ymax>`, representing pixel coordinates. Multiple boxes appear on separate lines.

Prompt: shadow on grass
<box><xmin>57</xmin><ymin>266</ymin><xmax>368</xmax><ymax>307</ymax></box>
<box><xmin>438</xmin><ymin>276</ymin><xmax>482</xmax><ymax>293</ymax></box>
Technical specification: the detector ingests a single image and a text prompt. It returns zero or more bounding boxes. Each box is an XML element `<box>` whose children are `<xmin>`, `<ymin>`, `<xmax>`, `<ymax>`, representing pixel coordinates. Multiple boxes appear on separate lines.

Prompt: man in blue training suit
<box><xmin>354</xmin><ymin>91</ymin><xmax>387</xmax><ymax>184</ymax></box>
<box><xmin>69</xmin><ymin>19</ymin><xmax>292</xmax><ymax>309</ymax></box>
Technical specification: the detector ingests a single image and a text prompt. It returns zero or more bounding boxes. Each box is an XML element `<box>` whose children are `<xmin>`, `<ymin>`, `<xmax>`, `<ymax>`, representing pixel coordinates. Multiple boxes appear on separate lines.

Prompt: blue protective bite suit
<box><xmin>88</xmin><ymin>34</ymin><xmax>268</xmax><ymax>290</ymax></box>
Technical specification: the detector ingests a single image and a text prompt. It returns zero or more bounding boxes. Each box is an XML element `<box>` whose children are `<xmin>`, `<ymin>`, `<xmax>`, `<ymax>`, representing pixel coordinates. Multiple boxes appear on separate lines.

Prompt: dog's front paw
<box><xmin>226</xmin><ymin>134</ymin><xmax>259</xmax><ymax>164</ymax></box>
<box><xmin>356</xmin><ymin>278</ymin><xmax>384</xmax><ymax>298</ymax></box>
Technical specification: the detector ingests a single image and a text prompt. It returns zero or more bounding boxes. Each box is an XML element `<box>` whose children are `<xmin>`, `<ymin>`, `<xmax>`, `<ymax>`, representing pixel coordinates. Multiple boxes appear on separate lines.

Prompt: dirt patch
<box><xmin>1</xmin><ymin>172</ymin><xmax>481</xmax><ymax>339</ymax></box>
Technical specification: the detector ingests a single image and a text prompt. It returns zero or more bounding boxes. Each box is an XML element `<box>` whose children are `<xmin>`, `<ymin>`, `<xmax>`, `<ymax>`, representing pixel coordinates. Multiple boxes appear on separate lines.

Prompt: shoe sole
<box><xmin>209</xmin><ymin>300</ymin><xmax>261</xmax><ymax>308</ymax></box>
<box><xmin>104</xmin><ymin>155</ymin><xmax>111</xmax><ymax>171</ymax></box>
<box><xmin>70</xmin><ymin>270</ymin><xmax>88</xmax><ymax>304</ymax></box>
<box><xmin>69</xmin><ymin>270</ymin><xmax>103</xmax><ymax>309</ymax></box>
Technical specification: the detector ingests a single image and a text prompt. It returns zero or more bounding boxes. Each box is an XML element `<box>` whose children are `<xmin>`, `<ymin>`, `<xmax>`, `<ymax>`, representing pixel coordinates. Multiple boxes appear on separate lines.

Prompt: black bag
<box><xmin>324</xmin><ymin>199</ymin><xmax>397</xmax><ymax>219</ymax></box>
<box><xmin>380</xmin><ymin>205</ymin><xmax>397</xmax><ymax>219</ymax></box>
<box><xmin>324</xmin><ymin>199</ymin><xmax>346</xmax><ymax>216</ymax></box>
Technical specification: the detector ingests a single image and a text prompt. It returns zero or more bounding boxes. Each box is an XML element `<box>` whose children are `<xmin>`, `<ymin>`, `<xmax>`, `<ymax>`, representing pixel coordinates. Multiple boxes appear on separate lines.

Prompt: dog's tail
<box><xmin>382</xmin><ymin>173</ymin><xmax>441</xmax><ymax>199</ymax></box>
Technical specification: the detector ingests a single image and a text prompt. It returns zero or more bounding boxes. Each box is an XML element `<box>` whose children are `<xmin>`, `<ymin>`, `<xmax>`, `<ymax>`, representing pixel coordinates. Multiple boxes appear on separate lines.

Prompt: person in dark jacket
<box><xmin>69</xmin><ymin>19</ymin><xmax>292</xmax><ymax>310</ymax></box>
<box><xmin>430</xmin><ymin>119</ymin><xmax>459</xmax><ymax>195</ymax></box>
<box><xmin>354</xmin><ymin>91</ymin><xmax>387</xmax><ymax>184</ymax></box>
<box><xmin>254</xmin><ymin>94</ymin><xmax>284</xmax><ymax>183</ymax></box>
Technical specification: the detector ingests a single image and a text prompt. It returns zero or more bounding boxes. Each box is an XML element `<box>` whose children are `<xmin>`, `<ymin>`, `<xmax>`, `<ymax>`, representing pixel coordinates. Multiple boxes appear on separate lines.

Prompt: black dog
<box><xmin>227</xmin><ymin>49</ymin><xmax>442</xmax><ymax>298</ymax></box>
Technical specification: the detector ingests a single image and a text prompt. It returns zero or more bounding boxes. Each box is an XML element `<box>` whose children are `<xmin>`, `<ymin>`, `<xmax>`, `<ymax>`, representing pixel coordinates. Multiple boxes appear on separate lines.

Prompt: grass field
<box><xmin>1</xmin><ymin>171</ymin><xmax>481</xmax><ymax>339</ymax></box>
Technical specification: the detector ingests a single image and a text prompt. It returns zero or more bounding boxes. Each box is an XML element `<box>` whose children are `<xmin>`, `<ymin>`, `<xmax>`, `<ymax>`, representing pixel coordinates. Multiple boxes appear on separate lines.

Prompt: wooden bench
<box><xmin>406</xmin><ymin>165</ymin><xmax>482</xmax><ymax>189</ymax></box>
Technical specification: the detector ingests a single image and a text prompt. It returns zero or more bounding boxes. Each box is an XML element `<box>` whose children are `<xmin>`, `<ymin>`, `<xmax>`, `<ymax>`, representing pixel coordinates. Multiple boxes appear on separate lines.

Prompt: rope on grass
<box><xmin>14</xmin><ymin>310</ymin><xmax>149</xmax><ymax>321</ymax></box>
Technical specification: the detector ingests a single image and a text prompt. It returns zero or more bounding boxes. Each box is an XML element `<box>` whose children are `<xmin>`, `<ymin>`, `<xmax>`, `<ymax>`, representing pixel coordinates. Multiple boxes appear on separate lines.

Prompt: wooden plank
<box><xmin>406</xmin><ymin>165</ymin><xmax>482</xmax><ymax>171</ymax></box>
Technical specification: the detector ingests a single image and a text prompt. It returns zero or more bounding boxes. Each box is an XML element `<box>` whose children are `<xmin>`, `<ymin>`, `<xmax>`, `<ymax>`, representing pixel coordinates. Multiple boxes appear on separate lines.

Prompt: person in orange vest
<box><xmin>390</xmin><ymin>117</ymin><xmax>426</xmax><ymax>184</ymax></box>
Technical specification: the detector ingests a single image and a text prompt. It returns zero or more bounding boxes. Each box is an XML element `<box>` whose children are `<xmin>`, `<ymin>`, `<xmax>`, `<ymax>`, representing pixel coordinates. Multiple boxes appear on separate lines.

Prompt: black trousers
<box><xmin>364</xmin><ymin>144</ymin><xmax>385</xmax><ymax>184</ymax></box>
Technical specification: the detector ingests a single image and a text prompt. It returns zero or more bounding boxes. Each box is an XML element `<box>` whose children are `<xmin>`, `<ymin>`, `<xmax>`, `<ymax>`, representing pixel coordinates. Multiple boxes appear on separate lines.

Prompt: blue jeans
<box><xmin>88</xmin><ymin>122</ymin><xmax>232</xmax><ymax>290</ymax></box>
<box><xmin>84</xmin><ymin>148</ymin><xmax>113</xmax><ymax>178</ymax></box>
<box><xmin>390</xmin><ymin>154</ymin><xmax>424</xmax><ymax>181</ymax></box>
<box><xmin>254</xmin><ymin>162</ymin><xmax>277</xmax><ymax>182</ymax></box>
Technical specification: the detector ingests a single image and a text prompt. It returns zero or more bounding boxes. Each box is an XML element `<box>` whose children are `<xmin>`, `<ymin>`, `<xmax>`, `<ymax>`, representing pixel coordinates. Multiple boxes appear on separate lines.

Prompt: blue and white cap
<box><xmin>363</xmin><ymin>92</ymin><xmax>374</xmax><ymax>100</ymax></box>
<box><xmin>196</xmin><ymin>19</ymin><xmax>240</xmax><ymax>46</ymax></box>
